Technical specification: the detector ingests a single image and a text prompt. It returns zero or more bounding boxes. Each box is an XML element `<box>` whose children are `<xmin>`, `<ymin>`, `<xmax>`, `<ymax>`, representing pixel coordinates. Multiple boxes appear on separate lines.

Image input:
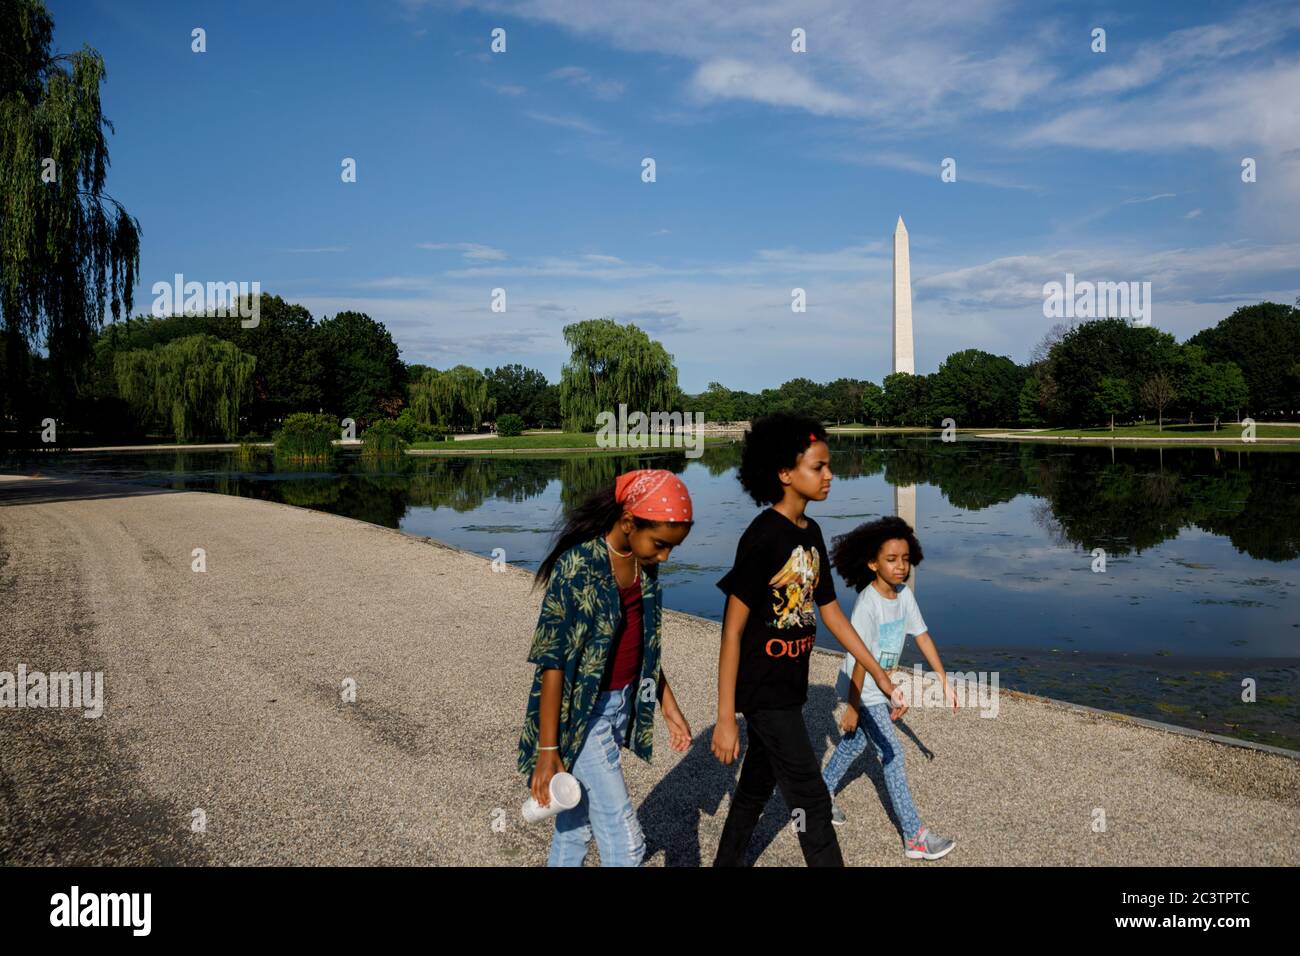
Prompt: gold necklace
<box><xmin>605</xmin><ymin>536</ymin><xmax>640</xmax><ymax>585</ymax></box>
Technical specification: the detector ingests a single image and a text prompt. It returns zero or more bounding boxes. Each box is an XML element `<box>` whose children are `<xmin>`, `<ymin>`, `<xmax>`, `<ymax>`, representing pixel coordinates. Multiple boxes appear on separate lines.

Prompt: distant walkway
<box><xmin>975</xmin><ymin>430</ymin><xmax>1300</xmax><ymax>444</ymax></box>
<box><xmin>1</xmin><ymin>474</ymin><xmax>1296</xmax><ymax>865</ymax></box>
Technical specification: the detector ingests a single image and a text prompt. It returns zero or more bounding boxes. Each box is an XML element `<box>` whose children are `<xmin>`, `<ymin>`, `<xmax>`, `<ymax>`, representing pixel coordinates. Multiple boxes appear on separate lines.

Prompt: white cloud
<box><xmin>1122</xmin><ymin>193</ymin><xmax>1176</xmax><ymax>205</ymax></box>
<box><xmin>689</xmin><ymin>58</ymin><xmax>860</xmax><ymax>116</ymax></box>
<box><xmin>524</xmin><ymin>110</ymin><xmax>603</xmax><ymax>135</ymax></box>
<box><xmin>417</xmin><ymin>242</ymin><xmax>508</xmax><ymax>261</ymax></box>
<box><xmin>547</xmin><ymin>65</ymin><xmax>625</xmax><ymax>99</ymax></box>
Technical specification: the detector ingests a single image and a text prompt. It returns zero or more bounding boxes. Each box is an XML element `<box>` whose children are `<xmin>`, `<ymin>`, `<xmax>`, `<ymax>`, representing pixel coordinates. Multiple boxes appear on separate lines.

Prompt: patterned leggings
<box><xmin>821</xmin><ymin>701</ymin><xmax>922</xmax><ymax>841</ymax></box>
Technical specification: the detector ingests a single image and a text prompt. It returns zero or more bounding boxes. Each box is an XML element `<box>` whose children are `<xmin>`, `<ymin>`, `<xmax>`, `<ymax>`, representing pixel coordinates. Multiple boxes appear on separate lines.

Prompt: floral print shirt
<box><xmin>517</xmin><ymin>536</ymin><xmax>664</xmax><ymax>778</ymax></box>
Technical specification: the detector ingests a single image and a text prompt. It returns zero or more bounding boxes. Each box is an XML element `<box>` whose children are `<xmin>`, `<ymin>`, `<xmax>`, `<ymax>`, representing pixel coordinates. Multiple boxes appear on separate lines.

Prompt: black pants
<box><xmin>713</xmin><ymin>707</ymin><xmax>844</xmax><ymax>867</ymax></box>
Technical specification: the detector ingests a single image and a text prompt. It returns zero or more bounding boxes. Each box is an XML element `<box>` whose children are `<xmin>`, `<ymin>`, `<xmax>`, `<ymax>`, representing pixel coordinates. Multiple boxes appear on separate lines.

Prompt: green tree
<box><xmin>1187</xmin><ymin>301</ymin><xmax>1300</xmax><ymax>417</ymax></box>
<box><xmin>861</xmin><ymin>381</ymin><xmax>885</xmax><ymax>426</ymax></box>
<box><xmin>1</xmin><ymin>0</ymin><xmax>142</xmax><ymax>446</ymax></box>
<box><xmin>409</xmin><ymin>365</ymin><xmax>492</xmax><ymax>431</ymax></box>
<box><xmin>233</xmin><ymin>295</ymin><xmax>325</xmax><ymax>433</ymax></box>
<box><xmin>485</xmin><ymin>363</ymin><xmax>551</xmax><ymax>425</ymax></box>
<box><xmin>113</xmin><ymin>334</ymin><xmax>255</xmax><ymax>442</ymax></box>
<box><xmin>769</xmin><ymin>377</ymin><xmax>833</xmax><ymax>421</ymax></box>
<box><xmin>1094</xmin><ymin>376</ymin><xmax>1132</xmax><ymax>432</ymax></box>
<box><xmin>558</xmin><ymin>318</ymin><xmax>677</xmax><ymax>432</ymax></box>
<box><xmin>694</xmin><ymin>381</ymin><xmax>737</xmax><ymax>423</ymax></box>
<box><xmin>882</xmin><ymin>372</ymin><xmax>932</xmax><ymax>426</ymax></box>
<box><xmin>927</xmin><ymin>349</ymin><xmax>1024</xmax><ymax>427</ymax></box>
<box><xmin>317</xmin><ymin>310</ymin><xmax>404</xmax><ymax>426</ymax></box>
<box><xmin>1051</xmin><ymin>320</ymin><xmax>1178</xmax><ymax>426</ymax></box>
<box><xmin>825</xmin><ymin>378</ymin><xmax>867</xmax><ymax>424</ymax></box>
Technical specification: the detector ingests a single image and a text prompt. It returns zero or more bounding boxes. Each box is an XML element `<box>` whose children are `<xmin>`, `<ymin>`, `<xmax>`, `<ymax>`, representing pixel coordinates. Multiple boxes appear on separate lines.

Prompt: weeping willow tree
<box><xmin>408</xmin><ymin>365</ymin><xmax>491</xmax><ymax>431</ymax></box>
<box><xmin>1</xmin><ymin>0</ymin><xmax>142</xmax><ymax>447</ymax></box>
<box><xmin>559</xmin><ymin>318</ymin><xmax>678</xmax><ymax>432</ymax></box>
<box><xmin>114</xmin><ymin>334</ymin><xmax>255</xmax><ymax>442</ymax></box>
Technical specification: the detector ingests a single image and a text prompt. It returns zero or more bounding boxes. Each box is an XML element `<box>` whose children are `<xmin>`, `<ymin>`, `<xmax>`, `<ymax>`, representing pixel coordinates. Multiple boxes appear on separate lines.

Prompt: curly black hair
<box><xmin>830</xmin><ymin>516</ymin><xmax>924</xmax><ymax>591</ymax></box>
<box><xmin>736</xmin><ymin>412</ymin><xmax>830</xmax><ymax>506</ymax></box>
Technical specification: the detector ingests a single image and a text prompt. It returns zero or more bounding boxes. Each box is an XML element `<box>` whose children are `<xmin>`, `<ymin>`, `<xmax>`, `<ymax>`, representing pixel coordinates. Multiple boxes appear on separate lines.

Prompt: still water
<box><xmin>6</xmin><ymin>436</ymin><xmax>1298</xmax><ymax>749</ymax></box>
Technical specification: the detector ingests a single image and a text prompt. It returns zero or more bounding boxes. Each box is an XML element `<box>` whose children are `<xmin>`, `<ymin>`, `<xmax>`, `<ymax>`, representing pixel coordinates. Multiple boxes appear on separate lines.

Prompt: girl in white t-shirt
<box><xmin>823</xmin><ymin>516</ymin><xmax>958</xmax><ymax>860</ymax></box>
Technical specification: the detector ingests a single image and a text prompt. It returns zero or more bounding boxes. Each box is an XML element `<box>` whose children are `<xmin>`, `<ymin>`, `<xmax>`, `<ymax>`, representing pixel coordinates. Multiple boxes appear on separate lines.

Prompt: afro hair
<box><xmin>736</xmin><ymin>412</ymin><xmax>829</xmax><ymax>506</ymax></box>
<box><xmin>830</xmin><ymin>516</ymin><xmax>924</xmax><ymax>591</ymax></box>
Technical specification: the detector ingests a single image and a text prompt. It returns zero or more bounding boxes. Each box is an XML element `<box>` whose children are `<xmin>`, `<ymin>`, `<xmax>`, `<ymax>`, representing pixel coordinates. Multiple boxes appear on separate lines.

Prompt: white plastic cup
<box><xmin>521</xmin><ymin>771</ymin><xmax>582</xmax><ymax>823</ymax></box>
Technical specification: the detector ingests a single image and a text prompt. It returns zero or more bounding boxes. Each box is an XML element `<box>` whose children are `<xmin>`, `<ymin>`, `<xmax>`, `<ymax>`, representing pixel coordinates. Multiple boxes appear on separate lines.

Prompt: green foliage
<box><xmin>1045</xmin><ymin>319</ymin><xmax>1179</xmax><ymax>426</ymax></box>
<box><xmin>1</xmin><ymin>0</ymin><xmax>142</xmax><ymax>443</ymax></box>
<box><xmin>882</xmin><ymin>372</ymin><xmax>932</xmax><ymax>426</ymax></box>
<box><xmin>273</xmin><ymin>412</ymin><xmax>337</xmax><ymax>463</ymax></box>
<box><xmin>1187</xmin><ymin>301</ymin><xmax>1300</xmax><ymax>416</ymax></box>
<box><xmin>318</xmin><ymin>310</ymin><xmax>405</xmax><ymax>426</ymax></box>
<box><xmin>408</xmin><ymin>365</ymin><xmax>492</xmax><ymax>431</ymax></box>
<box><xmin>860</xmin><ymin>381</ymin><xmax>885</xmax><ymax>426</ymax></box>
<box><xmin>824</xmin><ymin>378</ymin><xmax>869</xmax><ymax>424</ymax></box>
<box><xmin>1018</xmin><ymin>373</ymin><xmax>1048</xmax><ymax>426</ymax></box>
<box><xmin>496</xmin><ymin>412</ymin><xmax>524</xmax><ymax>437</ymax></box>
<box><xmin>695</xmin><ymin>382</ymin><xmax>738</xmax><ymax>422</ymax></box>
<box><xmin>559</xmin><ymin>318</ymin><xmax>678</xmax><ymax>431</ymax></box>
<box><xmin>1093</xmin><ymin>376</ymin><xmax>1132</xmax><ymax>430</ymax></box>
<box><xmin>394</xmin><ymin>407</ymin><xmax>445</xmax><ymax>442</ymax></box>
<box><xmin>928</xmin><ymin>349</ymin><xmax>1024</xmax><ymax>427</ymax></box>
<box><xmin>360</xmin><ymin>418</ymin><xmax>408</xmax><ymax>458</ymax></box>
<box><xmin>113</xmin><ymin>334</ymin><xmax>255</xmax><ymax>442</ymax></box>
<box><xmin>485</xmin><ymin>364</ymin><xmax>553</xmax><ymax>426</ymax></box>
<box><xmin>235</xmin><ymin>440</ymin><xmax>262</xmax><ymax>465</ymax></box>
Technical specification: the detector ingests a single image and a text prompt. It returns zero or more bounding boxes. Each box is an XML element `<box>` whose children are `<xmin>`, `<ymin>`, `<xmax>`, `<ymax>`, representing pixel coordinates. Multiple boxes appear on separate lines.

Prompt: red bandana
<box><xmin>615</xmin><ymin>469</ymin><xmax>694</xmax><ymax>522</ymax></box>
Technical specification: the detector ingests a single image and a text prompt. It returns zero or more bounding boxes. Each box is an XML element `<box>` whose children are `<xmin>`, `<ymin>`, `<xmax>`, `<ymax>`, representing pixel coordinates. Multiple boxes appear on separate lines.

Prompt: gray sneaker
<box><xmin>904</xmin><ymin>826</ymin><xmax>955</xmax><ymax>860</ymax></box>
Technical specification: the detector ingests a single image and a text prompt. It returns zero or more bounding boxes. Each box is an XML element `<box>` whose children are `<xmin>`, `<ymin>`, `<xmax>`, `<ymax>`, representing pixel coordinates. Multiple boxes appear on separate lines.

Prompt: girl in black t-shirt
<box><xmin>711</xmin><ymin>412</ymin><xmax>904</xmax><ymax>867</ymax></box>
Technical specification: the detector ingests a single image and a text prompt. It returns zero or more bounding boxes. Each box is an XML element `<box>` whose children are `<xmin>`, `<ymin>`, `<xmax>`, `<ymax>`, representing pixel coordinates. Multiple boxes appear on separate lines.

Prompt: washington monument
<box><xmin>892</xmin><ymin>216</ymin><xmax>917</xmax><ymax>589</ymax></box>
<box><xmin>892</xmin><ymin>216</ymin><xmax>914</xmax><ymax>374</ymax></box>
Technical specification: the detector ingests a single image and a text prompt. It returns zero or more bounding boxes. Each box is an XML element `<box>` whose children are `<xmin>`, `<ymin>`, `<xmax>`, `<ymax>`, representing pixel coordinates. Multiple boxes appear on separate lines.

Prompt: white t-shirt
<box><xmin>836</xmin><ymin>583</ymin><xmax>928</xmax><ymax>708</ymax></box>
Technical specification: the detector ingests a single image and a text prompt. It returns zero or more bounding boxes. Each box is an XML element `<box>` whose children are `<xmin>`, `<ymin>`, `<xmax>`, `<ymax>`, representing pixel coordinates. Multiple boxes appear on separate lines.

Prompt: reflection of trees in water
<box><xmin>1192</xmin><ymin>454</ymin><xmax>1300</xmax><ymax>561</ymax></box>
<box><xmin>279</xmin><ymin>478</ymin><xmax>344</xmax><ymax>508</ymax></box>
<box><xmin>877</xmin><ymin>440</ymin><xmax>1030</xmax><ymax>511</ymax></box>
<box><xmin>821</xmin><ymin>437</ymin><xmax>1295</xmax><ymax>562</ymax></box>
<box><xmin>190</xmin><ymin>439</ymin><xmax>1297</xmax><ymax>563</ymax></box>
<box><xmin>1026</xmin><ymin>445</ymin><xmax>1296</xmax><ymax>560</ymax></box>
<box><xmin>700</xmin><ymin>443</ymin><xmax>742</xmax><ymax>476</ymax></box>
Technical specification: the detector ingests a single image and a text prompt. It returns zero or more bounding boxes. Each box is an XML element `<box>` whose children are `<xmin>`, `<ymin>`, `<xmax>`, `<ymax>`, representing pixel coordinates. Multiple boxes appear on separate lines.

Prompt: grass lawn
<box><xmin>1032</xmin><ymin>422</ymin><xmax>1298</xmax><ymax>439</ymax></box>
<box><xmin>408</xmin><ymin>432</ymin><xmax>734</xmax><ymax>452</ymax></box>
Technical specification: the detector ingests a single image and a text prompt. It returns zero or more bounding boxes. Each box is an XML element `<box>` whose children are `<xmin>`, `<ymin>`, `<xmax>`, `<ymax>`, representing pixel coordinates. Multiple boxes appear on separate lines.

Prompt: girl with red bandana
<box><xmin>518</xmin><ymin>468</ymin><xmax>695</xmax><ymax>866</ymax></box>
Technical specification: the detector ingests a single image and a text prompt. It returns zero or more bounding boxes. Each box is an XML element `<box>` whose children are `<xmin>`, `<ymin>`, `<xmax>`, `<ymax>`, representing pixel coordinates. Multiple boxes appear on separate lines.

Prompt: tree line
<box><xmin>3</xmin><ymin>296</ymin><xmax>1297</xmax><ymax>445</ymax></box>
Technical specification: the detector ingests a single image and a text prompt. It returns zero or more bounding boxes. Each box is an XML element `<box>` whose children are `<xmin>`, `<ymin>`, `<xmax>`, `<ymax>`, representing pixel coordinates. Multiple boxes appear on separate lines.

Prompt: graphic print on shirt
<box><xmin>876</xmin><ymin>618</ymin><xmax>906</xmax><ymax>669</ymax></box>
<box><xmin>767</xmin><ymin>545</ymin><xmax>820</xmax><ymax>630</ymax></box>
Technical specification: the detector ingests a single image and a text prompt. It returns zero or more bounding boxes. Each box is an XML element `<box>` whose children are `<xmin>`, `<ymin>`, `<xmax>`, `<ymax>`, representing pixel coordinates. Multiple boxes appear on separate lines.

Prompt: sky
<box><xmin>50</xmin><ymin>0</ymin><xmax>1300</xmax><ymax>393</ymax></box>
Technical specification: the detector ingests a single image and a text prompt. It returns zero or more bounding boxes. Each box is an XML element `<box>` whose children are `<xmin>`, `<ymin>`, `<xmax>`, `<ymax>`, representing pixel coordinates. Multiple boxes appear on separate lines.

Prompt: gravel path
<box><xmin>1</xmin><ymin>474</ymin><xmax>1296</xmax><ymax>865</ymax></box>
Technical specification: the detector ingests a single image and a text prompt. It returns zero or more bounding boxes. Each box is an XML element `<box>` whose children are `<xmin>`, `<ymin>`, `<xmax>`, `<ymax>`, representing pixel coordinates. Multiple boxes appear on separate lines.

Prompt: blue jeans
<box><xmin>822</xmin><ymin>702</ymin><xmax>923</xmax><ymax>841</ymax></box>
<box><xmin>548</xmin><ymin>685</ymin><xmax>646</xmax><ymax>867</ymax></box>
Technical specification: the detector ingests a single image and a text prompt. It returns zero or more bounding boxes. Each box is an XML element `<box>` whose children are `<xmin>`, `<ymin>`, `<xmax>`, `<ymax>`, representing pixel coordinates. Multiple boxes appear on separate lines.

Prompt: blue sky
<box><xmin>53</xmin><ymin>0</ymin><xmax>1300</xmax><ymax>392</ymax></box>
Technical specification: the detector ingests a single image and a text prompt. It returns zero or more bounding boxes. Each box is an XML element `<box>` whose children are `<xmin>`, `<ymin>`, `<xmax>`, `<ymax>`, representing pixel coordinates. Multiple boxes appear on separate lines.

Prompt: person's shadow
<box><xmin>639</xmin><ymin>684</ymin><xmax>935</xmax><ymax>866</ymax></box>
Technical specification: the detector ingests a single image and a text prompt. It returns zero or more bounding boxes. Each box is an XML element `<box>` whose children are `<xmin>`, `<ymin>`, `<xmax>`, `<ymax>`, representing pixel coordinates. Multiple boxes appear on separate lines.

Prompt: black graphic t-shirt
<box><xmin>717</xmin><ymin>508</ymin><xmax>836</xmax><ymax>713</ymax></box>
